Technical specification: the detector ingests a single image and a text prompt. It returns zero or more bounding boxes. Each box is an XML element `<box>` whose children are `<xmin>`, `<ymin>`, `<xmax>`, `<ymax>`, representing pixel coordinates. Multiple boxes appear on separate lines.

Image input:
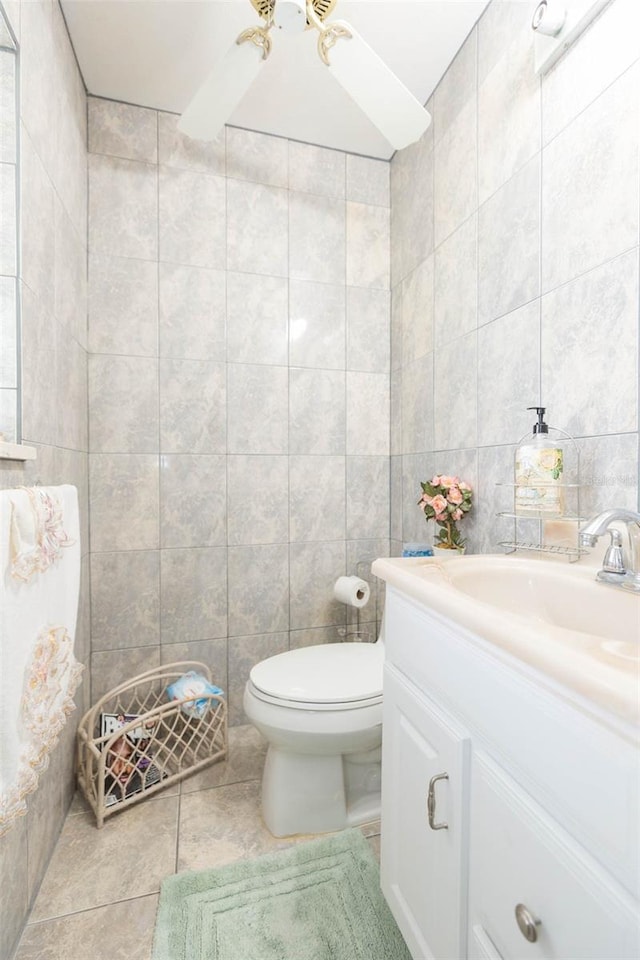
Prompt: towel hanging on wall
<box><xmin>0</xmin><ymin>485</ymin><xmax>83</xmax><ymax>837</ymax></box>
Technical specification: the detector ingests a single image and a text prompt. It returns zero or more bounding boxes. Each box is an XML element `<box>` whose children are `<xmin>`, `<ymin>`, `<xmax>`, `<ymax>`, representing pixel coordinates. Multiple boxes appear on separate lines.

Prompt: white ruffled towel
<box><xmin>0</xmin><ymin>485</ymin><xmax>83</xmax><ymax>836</ymax></box>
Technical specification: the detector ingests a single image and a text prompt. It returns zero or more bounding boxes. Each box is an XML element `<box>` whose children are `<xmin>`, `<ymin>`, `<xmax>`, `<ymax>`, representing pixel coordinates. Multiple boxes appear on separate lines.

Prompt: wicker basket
<box><xmin>77</xmin><ymin>661</ymin><xmax>227</xmax><ymax>827</ymax></box>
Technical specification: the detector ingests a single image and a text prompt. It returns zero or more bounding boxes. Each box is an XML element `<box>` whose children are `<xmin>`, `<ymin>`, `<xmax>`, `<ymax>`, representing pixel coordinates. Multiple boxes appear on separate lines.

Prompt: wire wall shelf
<box><xmin>498</xmin><ymin>540</ymin><xmax>589</xmax><ymax>558</ymax></box>
<box><xmin>497</xmin><ymin>424</ymin><xmax>589</xmax><ymax>562</ymax></box>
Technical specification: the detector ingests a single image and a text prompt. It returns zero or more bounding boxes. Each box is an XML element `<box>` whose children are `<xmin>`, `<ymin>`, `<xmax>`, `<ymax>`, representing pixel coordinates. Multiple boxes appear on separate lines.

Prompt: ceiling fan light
<box><xmin>320</xmin><ymin>22</ymin><xmax>431</xmax><ymax>151</ymax></box>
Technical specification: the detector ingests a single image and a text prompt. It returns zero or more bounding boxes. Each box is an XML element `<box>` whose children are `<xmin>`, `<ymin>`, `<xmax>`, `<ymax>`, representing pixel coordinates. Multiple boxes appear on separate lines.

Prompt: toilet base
<box><xmin>261</xmin><ymin>745</ymin><xmax>381</xmax><ymax>837</ymax></box>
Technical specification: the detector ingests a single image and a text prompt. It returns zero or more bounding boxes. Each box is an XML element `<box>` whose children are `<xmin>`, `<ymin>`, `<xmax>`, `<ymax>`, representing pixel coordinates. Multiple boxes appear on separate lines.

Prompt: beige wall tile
<box><xmin>159</xmin><ymin>165</ymin><xmax>225</xmax><ymax>269</ymax></box>
<box><xmin>89</xmin><ymin>454</ymin><xmax>160</xmax><ymax>552</ymax></box>
<box><xmin>226</xmin><ymin>178</ymin><xmax>288</xmax><ymax>276</ymax></box>
<box><xmin>288</xmin><ymin>279</ymin><xmax>345</xmax><ymax>370</ymax></box>
<box><xmin>89</xmin><ymin>97</ymin><xmax>158</xmax><ymax>163</ymax></box>
<box><xmin>346</xmin><ymin>202</ymin><xmax>390</xmax><ymax>290</ymax></box>
<box><xmin>227</xmin><ymin>127</ymin><xmax>287</xmax><ymax>186</ymax></box>
<box><xmin>289</xmin><ymin>192</ymin><xmax>345</xmax><ymax>284</ymax></box>
<box><xmin>88</xmin><ymin>355</ymin><xmax>158</xmax><ymax>454</ymax></box>
<box><xmin>346</xmin><ymin>155</ymin><xmax>389</xmax><ymax>207</ymax></box>
<box><xmin>289</xmin><ymin>141</ymin><xmax>345</xmax><ymax>199</ymax></box>
<box><xmin>89</xmin><ymin>255</ymin><xmax>158</xmax><ymax>357</ymax></box>
<box><xmin>159</xmin><ymin>359</ymin><xmax>226</xmax><ymax>454</ymax></box>
<box><xmin>160</xmin><ymin>546</ymin><xmax>228</xmax><ymax>644</ymax></box>
<box><xmin>160</xmin><ymin>454</ymin><xmax>227</xmax><ymax>548</ymax></box>
<box><xmin>90</xmin><ymin>550</ymin><xmax>160</xmax><ymax>651</ymax></box>
<box><xmin>89</xmin><ymin>155</ymin><xmax>158</xmax><ymax>260</ymax></box>
<box><xmin>159</xmin><ymin>263</ymin><xmax>226</xmax><ymax>361</ymax></box>
<box><xmin>228</xmin><ymin>544</ymin><xmax>290</xmax><ymax>638</ymax></box>
<box><xmin>227</xmin><ymin>456</ymin><xmax>289</xmax><ymax>546</ymax></box>
<box><xmin>541</xmin><ymin>64</ymin><xmax>639</xmax><ymax>293</ymax></box>
<box><xmin>227</xmin><ymin>273</ymin><xmax>288</xmax><ymax>365</ymax></box>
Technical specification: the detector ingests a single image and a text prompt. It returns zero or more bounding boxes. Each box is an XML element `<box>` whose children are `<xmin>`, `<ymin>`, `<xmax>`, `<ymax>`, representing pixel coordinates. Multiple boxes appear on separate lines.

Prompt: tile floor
<box><xmin>14</xmin><ymin>725</ymin><xmax>381</xmax><ymax>960</ymax></box>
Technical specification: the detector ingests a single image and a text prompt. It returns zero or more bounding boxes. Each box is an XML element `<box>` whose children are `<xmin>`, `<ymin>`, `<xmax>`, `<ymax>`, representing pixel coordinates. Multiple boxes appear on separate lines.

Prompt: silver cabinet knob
<box><xmin>515</xmin><ymin>903</ymin><xmax>541</xmax><ymax>943</ymax></box>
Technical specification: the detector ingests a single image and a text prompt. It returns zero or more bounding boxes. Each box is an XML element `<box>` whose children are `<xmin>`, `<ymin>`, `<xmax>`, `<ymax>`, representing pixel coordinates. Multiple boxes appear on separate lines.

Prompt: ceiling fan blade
<box><xmin>178</xmin><ymin>34</ymin><xmax>267</xmax><ymax>142</ymax></box>
<box><xmin>321</xmin><ymin>22</ymin><xmax>431</xmax><ymax>151</ymax></box>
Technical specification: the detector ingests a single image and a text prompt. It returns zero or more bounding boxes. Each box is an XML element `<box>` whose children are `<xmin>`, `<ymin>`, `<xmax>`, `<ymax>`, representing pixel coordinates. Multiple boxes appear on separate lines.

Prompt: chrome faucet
<box><xmin>579</xmin><ymin>509</ymin><xmax>640</xmax><ymax>591</ymax></box>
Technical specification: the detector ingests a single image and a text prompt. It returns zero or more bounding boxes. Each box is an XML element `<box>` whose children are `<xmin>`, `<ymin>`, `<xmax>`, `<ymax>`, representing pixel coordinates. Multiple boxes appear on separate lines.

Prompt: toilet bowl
<box><xmin>243</xmin><ymin>639</ymin><xmax>384</xmax><ymax>837</ymax></box>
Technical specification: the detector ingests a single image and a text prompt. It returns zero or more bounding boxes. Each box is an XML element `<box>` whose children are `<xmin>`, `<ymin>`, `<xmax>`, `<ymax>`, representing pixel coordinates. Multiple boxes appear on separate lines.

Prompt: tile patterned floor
<box><xmin>14</xmin><ymin>725</ymin><xmax>381</xmax><ymax>960</ymax></box>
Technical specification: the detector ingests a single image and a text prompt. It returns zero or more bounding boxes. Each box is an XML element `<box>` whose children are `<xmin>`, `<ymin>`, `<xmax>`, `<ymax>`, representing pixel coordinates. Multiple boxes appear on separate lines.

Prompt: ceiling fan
<box><xmin>178</xmin><ymin>0</ymin><xmax>432</xmax><ymax>151</ymax></box>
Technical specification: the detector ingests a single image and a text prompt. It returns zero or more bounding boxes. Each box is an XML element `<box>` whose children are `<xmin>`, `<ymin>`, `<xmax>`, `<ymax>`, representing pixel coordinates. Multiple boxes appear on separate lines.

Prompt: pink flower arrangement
<box><xmin>418</xmin><ymin>474</ymin><xmax>473</xmax><ymax>552</ymax></box>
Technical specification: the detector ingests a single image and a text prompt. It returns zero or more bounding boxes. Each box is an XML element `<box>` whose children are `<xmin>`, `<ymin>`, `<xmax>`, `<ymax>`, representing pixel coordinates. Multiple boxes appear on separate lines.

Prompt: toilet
<box><xmin>243</xmin><ymin>637</ymin><xmax>384</xmax><ymax>837</ymax></box>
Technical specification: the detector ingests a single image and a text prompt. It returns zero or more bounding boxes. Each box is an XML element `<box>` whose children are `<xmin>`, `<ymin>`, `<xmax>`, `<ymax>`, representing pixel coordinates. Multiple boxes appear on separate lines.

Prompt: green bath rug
<box><xmin>152</xmin><ymin>828</ymin><xmax>411</xmax><ymax>960</ymax></box>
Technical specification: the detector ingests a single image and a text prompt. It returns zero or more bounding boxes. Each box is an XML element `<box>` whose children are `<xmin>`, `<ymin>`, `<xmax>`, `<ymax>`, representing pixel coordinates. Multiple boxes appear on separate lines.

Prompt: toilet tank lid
<box><xmin>249</xmin><ymin>642</ymin><xmax>384</xmax><ymax>704</ymax></box>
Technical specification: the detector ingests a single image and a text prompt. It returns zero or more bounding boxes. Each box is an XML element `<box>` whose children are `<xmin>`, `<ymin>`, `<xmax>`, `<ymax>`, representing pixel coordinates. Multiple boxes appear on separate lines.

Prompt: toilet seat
<box><xmin>246</xmin><ymin>679</ymin><xmax>383</xmax><ymax>711</ymax></box>
<box><xmin>249</xmin><ymin>642</ymin><xmax>383</xmax><ymax>709</ymax></box>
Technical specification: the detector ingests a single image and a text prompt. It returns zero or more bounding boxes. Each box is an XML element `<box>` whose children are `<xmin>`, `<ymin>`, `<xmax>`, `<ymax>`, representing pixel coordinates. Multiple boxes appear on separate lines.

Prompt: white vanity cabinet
<box><xmin>380</xmin><ymin>585</ymin><xmax>640</xmax><ymax>960</ymax></box>
<box><xmin>381</xmin><ymin>664</ymin><xmax>470</xmax><ymax>960</ymax></box>
<box><xmin>468</xmin><ymin>754</ymin><xmax>639</xmax><ymax>960</ymax></box>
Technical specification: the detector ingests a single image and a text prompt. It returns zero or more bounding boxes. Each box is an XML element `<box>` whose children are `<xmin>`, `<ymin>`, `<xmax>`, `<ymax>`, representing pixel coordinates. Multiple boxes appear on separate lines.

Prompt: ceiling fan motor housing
<box><xmin>250</xmin><ymin>0</ymin><xmax>337</xmax><ymax>29</ymax></box>
<box><xmin>274</xmin><ymin>0</ymin><xmax>307</xmax><ymax>33</ymax></box>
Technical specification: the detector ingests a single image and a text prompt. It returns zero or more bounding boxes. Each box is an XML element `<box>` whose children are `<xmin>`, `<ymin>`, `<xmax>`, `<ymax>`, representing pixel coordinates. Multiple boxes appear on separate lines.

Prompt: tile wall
<box><xmin>0</xmin><ymin>1</ymin><xmax>89</xmax><ymax>958</ymax></box>
<box><xmin>5</xmin><ymin>2</ymin><xmax>638</xmax><ymax>956</ymax></box>
<box><xmin>390</xmin><ymin>0</ymin><xmax>640</xmax><ymax>555</ymax></box>
<box><xmin>0</xmin><ymin>14</ymin><xmax>18</xmax><ymax>441</ymax></box>
<box><xmin>86</xmin><ymin>102</ymin><xmax>391</xmax><ymax>725</ymax></box>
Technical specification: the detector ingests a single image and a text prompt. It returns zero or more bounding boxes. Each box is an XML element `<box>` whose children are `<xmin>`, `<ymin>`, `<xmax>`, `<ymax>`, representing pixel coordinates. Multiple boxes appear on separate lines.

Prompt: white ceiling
<box><xmin>61</xmin><ymin>0</ymin><xmax>490</xmax><ymax>160</ymax></box>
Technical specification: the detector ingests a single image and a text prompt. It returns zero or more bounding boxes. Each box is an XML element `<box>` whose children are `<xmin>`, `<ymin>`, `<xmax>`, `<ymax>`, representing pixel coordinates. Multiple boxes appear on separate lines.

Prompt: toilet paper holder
<box><xmin>334</xmin><ymin>559</ymin><xmax>382</xmax><ymax>643</ymax></box>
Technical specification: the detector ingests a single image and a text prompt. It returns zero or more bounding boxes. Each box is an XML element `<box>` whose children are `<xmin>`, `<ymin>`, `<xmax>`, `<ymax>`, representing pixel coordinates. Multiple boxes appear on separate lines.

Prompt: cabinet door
<box><xmin>468</xmin><ymin>754</ymin><xmax>640</xmax><ymax>960</ymax></box>
<box><xmin>381</xmin><ymin>664</ymin><xmax>470</xmax><ymax>960</ymax></box>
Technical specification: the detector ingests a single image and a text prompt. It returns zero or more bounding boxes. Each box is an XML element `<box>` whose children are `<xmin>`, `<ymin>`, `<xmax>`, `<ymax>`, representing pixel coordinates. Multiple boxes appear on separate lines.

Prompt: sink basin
<box><xmin>440</xmin><ymin>556</ymin><xmax>639</xmax><ymax>645</ymax></box>
<box><xmin>372</xmin><ymin>554</ymin><xmax>640</xmax><ymax>724</ymax></box>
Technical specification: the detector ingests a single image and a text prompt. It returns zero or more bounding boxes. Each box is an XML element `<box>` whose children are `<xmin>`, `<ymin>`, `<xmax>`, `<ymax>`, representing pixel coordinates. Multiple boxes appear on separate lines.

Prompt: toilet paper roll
<box><xmin>333</xmin><ymin>575</ymin><xmax>370</xmax><ymax>609</ymax></box>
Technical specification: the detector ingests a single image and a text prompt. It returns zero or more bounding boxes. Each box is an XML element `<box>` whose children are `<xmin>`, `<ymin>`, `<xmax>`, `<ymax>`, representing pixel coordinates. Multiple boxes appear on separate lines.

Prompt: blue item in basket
<box><xmin>402</xmin><ymin>543</ymin><xmax>434</xmax><ymax>557</ymax></box>
<box><xmin>166</xmin><ymin>672</ymin><xmax>225</xmax><ymax>719</ymax></box>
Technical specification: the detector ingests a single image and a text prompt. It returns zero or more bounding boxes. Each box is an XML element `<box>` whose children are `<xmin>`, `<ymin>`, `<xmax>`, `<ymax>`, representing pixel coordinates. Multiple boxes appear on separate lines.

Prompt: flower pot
<box><xmin>434</xmin><ymin>544</ymin><xmax>466</xmax><ymax>557</ymax></box>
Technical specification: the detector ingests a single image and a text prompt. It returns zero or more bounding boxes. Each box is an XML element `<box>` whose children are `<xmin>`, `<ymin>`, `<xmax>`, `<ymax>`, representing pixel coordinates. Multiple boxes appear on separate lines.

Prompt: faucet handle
<box><xmin>601</xmin><ymin>528</ymin><xmax>625</xmax><ymax>575</ymax></box>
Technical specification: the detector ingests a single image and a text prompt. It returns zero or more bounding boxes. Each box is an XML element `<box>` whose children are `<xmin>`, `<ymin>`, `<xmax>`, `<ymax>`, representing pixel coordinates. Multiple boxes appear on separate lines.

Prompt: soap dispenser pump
<box><xmin>515</xmin><ymin>407</ymin><xmax>564</xmax><ymax>514</ymax></box>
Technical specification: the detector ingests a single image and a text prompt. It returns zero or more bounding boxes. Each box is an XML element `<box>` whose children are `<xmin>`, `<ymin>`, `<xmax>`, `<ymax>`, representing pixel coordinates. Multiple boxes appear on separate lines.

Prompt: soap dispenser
<box><xmin>515</xmin><ymin>407</ymin><xmax>564</xmax><ymax>515</ymax></box>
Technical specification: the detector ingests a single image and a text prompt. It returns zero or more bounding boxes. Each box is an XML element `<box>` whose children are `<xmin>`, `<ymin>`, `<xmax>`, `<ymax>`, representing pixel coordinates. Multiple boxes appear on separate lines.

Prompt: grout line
<box><xmin>155</xmin><ymin>110</ymin><xmax>163</xmax><ymax>666</ymax></box>
<box><xmin>428</xmin><ymin>81</ymin><xmax>437</xmax><ymax>539</ymax></box>
<box><xmin>344</xmin><ymin>155</ymin><xmax>348</xmax><ymax>575</ymax></box>
<box><xmin>386</xmin><ymin>165</ymin><xmax>393</xmax><ymax>549</ymax></box>
<box><xmin>474</xmin><ymin>20</ymin><xmax>480</xmax><ymax>505</ymax></box>
<box><xmin>286</xmin><ymin>139</ymin><xmax>293</xmax><ymax>650</ymax></box>
<box><xmin>174</xmin><ymin>780</ymin><xmax>181</xmax><ymax>875</ymax></box>
<box><xmin>25</xmin><ymin>892</ymin><xmax>160</xmax><ymax>929</ymax></box>
<box><xmin>538</xmin><ymin>57</ymin><xmax>544</xmax><ymax>411</ymax></box>
<box><xmin>223</xmin><ymin>125</ymin><xmax>231</xmax><ymax>685</ymax></box>
<box><xmin>85</xmin><ymin>87</ymin><xmax>94</xmax><ymax>705</ymax></box>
